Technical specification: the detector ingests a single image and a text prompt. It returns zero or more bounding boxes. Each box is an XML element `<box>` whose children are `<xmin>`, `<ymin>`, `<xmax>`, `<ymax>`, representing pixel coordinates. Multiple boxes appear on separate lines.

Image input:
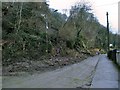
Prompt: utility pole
<box><xmin>106</xmin><ymin>12</ymin><xmax>110</xmax><ymax>51</ymax></box>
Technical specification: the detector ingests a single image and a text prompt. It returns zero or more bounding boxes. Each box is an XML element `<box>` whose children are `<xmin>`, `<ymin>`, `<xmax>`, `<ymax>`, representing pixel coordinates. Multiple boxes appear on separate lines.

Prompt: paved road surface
<box><xmin>1</xmin><ymin>54</ymin><xmax>119</xmax><ymax>88</ymax></box>
<box><xmin>2</xmin><ymin>55</ymin><xmax>100</xmax><ymax>88</ymax></box>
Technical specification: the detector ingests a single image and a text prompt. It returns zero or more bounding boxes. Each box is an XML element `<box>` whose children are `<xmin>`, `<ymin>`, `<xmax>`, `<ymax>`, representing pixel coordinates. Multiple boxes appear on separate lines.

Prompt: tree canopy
<box><xmin>2</xmin><ymin>2</ymin><xmax>120</xmax><ymax>66</ymax></box>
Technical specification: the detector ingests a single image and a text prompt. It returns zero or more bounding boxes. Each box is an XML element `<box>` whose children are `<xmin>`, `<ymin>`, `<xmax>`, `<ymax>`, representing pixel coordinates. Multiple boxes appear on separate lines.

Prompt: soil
<box><xmin>2</xmin><ymin>53</ymin><xmax>92</xmax><ymax>76</ymax></box>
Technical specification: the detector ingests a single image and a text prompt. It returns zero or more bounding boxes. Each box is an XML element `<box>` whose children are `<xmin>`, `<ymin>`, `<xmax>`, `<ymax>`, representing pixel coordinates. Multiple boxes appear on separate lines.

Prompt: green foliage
<box><xmin>2</xmin><ymin>2</ymin><xmax>64</xmax><ymax>66</ymax></box>
<box><xmin>2</xmin><ymin>2</ymin><xmax>119</xmax><ymax>66</ymax></box>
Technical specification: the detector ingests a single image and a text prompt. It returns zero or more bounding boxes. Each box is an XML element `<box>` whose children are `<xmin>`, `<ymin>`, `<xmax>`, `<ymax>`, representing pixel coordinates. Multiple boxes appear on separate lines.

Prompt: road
<box><xmin>2</xmin><ymin>54</ymin><xmax>119</xmax><ymax>88</ymax></box>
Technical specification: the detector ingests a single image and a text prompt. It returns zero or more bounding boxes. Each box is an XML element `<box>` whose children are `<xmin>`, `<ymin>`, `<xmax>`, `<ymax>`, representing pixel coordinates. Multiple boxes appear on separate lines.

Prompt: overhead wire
<box><xmin>93</xmin><ymin>2</ymin><xmax>118</xmax><ymax>8</ymax></box>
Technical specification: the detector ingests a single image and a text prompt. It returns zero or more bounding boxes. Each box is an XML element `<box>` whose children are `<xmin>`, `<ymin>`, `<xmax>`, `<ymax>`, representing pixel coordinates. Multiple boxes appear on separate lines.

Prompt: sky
<box><xmin>48</xmin><ymin>0</ymin><xmax>119</xmax><ymax>34</ymax></box>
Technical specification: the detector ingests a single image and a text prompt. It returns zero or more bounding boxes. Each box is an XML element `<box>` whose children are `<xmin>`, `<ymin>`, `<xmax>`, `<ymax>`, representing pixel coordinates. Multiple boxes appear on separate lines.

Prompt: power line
<box><xmin>50</xmin><ymin>2</ymin><xmax>118</xmax><ymax>11</ymax></box>
<box><xmin>95</xmin><ymin>2</ymin><xmax>118</xmax><ymax>8</ymax></box>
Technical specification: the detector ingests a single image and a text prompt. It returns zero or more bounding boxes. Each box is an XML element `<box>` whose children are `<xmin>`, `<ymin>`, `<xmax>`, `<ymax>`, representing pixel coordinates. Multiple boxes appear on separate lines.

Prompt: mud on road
<box><xmin>2</xmin><ymin>53</ymin><xmax>90</xmax><ymax>76</ymax></box>
<box><xmin>2</xmin><ymin>55</ymin><xmax>100</xmax><ymax>88</ymax></box>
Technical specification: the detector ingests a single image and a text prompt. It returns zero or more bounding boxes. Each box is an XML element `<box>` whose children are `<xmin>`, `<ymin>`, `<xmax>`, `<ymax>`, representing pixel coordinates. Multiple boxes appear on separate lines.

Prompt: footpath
<box><xmin>91</xmin><ymin>54</ymin><xmax>119</xmax><ymax>88</ymax></box>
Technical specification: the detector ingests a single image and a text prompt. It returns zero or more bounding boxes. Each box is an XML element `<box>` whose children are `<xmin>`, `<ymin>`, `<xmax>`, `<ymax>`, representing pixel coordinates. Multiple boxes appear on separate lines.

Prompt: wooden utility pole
<box><xmin>106</xmin><ymin>12</ymin><xmax>110</xmax><ymax>51</ymax></box>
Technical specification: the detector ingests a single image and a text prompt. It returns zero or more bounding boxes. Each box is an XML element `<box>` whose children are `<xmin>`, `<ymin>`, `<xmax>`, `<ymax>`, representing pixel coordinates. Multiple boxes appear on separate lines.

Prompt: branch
<box><xmin>17</xmin><ymin>2</ymin><xmax>23</xmax><ymax>33</ymax></box>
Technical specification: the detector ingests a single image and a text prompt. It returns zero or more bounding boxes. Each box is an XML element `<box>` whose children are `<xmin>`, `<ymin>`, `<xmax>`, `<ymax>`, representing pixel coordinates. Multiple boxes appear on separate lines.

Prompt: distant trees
<box><xmin>59</xmin><ymin>2</ymin><xmax>119</xmax><ymax>52</ymax></box>
<box><xmin>59</xmin><ymin>2</ymin><xmax>100</xmax><ymax>52</ymax></box>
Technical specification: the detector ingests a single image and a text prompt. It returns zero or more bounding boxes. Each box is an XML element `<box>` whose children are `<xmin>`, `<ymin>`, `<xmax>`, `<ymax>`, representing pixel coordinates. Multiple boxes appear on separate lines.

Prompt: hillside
<box><xmin>2</xmin><ymin>2</ymin><xmax>120</xmax><ymax>75</ymax></box>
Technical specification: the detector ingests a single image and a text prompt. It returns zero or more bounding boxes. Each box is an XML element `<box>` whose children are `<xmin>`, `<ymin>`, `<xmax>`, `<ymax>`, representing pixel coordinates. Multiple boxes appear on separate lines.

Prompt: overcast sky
<box><xmin>48</xmin><ymin>0</ymin><xmax>119</xmax><ymax>34</ymax></box>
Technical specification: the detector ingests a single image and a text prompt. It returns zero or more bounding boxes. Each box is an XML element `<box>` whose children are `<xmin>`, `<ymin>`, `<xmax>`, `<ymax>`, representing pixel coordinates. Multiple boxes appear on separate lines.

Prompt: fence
<box><xmin>107</xmin><ymin>49</ymin><xmax>120</xmax><ymax>66</ymax></box>
<box><xmin>116</xmin><ymin>50</ymin><xmax>120</xmax><ymax>66</ymax></box>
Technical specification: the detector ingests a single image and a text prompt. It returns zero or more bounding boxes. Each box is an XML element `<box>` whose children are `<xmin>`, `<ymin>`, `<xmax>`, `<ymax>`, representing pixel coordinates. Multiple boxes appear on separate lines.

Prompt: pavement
<box><xmin>91</xmin><ymin>54</ymin><xmax>119</xmax><ymax>88</ymax></box>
